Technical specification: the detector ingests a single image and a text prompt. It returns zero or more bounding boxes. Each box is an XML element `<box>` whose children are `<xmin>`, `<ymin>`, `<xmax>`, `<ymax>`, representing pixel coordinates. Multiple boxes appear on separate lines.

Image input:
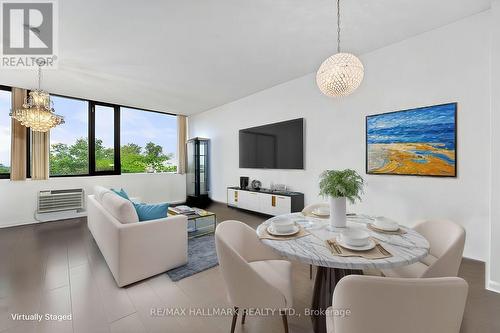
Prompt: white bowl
<box><xmin>340</xmin><ymin>229</ymin><xmax>370</xmax><ymax>247</ymax></box>
<box><xmin>272</xmin><ymin>218</ymin><xmax>295</xmax><ymax>233</ymax></box>
<box><xmin>373</xmin><ymin>217</ymin><xmax>399</xmax><ymax>231</ymax></box>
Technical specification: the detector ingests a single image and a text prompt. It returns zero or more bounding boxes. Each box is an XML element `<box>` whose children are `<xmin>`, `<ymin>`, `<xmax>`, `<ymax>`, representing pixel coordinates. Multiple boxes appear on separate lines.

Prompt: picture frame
<box><xmin>365</xmin><ymin>103</ymin><xmax>457</xmax><ymax>177</ymax></box>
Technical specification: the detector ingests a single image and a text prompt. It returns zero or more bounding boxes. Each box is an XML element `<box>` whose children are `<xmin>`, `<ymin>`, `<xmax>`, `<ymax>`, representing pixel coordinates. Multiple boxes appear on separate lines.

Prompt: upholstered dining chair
<box><xmin>302</xmin><ymin>202</ymin><xmax>329</xmax><ymax>279</ymax></box>
<box><xmin>215</xmin><ymin>220</ymin><xmax>293</xmax><ymax>333</ymax></box>
<box><xmin>381</xmin><ymin>219</ymin><xmax>465</xmax><ymax>278</ymax></box>
<box><xmin>326</xmin><ymin>275</ymin><xmax>468</xmax><ymax>333</ymax></box>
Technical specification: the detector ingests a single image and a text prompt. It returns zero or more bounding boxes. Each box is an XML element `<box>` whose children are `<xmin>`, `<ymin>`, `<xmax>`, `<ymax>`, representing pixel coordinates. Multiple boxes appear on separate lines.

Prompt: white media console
<box><xmin>226</xmin><ymin>187</ymin><xmax>304</xmax><ymax>216</ymax></box>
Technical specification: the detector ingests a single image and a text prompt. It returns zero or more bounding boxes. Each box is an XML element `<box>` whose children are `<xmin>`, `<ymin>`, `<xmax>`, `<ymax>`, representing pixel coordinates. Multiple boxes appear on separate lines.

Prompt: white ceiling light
<box><xmin>10</xmin><ymin>62</ymin><xmax>64</xmax><ymax>132</ymax></box>
<box><xmin>316</xmin><ymin>0</ymin><xmax>364</xmax><ymax>97</ymax></box>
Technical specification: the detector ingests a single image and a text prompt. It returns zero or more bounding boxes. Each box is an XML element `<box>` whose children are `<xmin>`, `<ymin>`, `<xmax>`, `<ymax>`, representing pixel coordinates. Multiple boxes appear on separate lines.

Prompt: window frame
<box><xmin>0</xmin><ymin>86</ymin><xmax>14</xmax><ymax>179</ymax></box>
<box><xmin>45</xmin><ymin>94</ymin><xmax>90</xmax><ymax>178</ymax></box>
<box><xmin>119</xmin><ymin>105</ymin><xmax>178</xmax><ymax>174</ymax></box>
<box><xmin>2</xmin><ymin>86</ymin><xmax>178</xmax><ymax>178</ymax></box>
<box><xmin>89</xmin><ymin>101</ymin><xmax>121</xmax><ymax>176</ymax></box>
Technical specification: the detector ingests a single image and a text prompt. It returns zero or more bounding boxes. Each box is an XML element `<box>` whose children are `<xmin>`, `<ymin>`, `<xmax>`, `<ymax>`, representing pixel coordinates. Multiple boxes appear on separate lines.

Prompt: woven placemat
<box><xmin>367</xmin><ymin>223</ymin><xmax>407</xmax><ymax>235</ymax></box>
<box><xmin>258</xmin><ymin>226</ymin><xmax>310</xmax><ymax>241</ymax></box>
<box><xmin>326</xmin><ymin>238</ymin><xmax>392</xmax><ymax>259</ymax></box>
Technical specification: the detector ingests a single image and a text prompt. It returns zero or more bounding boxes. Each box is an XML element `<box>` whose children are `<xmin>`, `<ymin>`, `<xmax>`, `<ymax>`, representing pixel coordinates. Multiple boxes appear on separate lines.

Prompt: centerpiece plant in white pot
<box><xmin>319</xmin><ymin>169</ymin><xmax>364</xmax><ymax>229</ymax></box>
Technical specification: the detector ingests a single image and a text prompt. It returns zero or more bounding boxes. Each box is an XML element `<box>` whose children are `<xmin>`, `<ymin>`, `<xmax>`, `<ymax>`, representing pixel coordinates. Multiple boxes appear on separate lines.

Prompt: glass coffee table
<box><xmin>168</xmin><ymin>207</ymin><xmax>217</xmax><ymax>239</ymax></box>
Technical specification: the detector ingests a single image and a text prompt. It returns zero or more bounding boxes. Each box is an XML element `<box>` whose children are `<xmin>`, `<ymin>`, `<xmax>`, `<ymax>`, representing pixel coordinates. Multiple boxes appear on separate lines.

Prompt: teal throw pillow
<box><xmin>133</xmin><ymin>202</ymin><xmax>169</xmax><ymax>222</ymax></box>
<box><xmin>111</xmin><ymin>188</ymin><xmax>130</xmax><ymax>200</ymax></box>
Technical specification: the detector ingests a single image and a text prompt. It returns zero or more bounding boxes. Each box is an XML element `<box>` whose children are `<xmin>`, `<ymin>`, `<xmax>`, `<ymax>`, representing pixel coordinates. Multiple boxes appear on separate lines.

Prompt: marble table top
<box><xmin>257</xmin><ymin>213</ymin><xmax>430</xmax><ymax>270</ymax></box>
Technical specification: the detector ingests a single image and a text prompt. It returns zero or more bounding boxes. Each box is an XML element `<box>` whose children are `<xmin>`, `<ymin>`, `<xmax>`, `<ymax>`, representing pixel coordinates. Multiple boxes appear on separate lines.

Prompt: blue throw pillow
<box><xmin>111</xmin><ymin>188</ymin><xmax>130</xmax><ymax>200</ymax></box>
<box><xmin>133</xmin><ymin>202</ymin><xmax>169</xmax><ymax>222</ymax></box>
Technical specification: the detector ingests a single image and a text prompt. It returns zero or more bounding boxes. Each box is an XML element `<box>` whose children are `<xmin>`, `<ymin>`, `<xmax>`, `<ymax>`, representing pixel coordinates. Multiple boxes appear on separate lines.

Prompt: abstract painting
<box><xmin>366</xmin><ymin>103</ymin><xmax>457</xmax><ymax>177</ymax></box>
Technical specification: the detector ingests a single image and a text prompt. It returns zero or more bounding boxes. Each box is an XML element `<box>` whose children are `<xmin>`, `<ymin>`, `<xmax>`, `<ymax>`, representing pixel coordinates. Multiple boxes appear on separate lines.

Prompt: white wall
<box><xmin>0</xmin><ymin>173</ymin><xmax>186</xmax><ymax>227</ymax></box>
<box><xmin>189</xmin><ymin>12</ymin><xmax>491</xmax><ymax>261</ymax></box>
<box><xmin>489</xmin><ymin>0</ymin><xmax>500</xmax><ymax>293</ymax></box>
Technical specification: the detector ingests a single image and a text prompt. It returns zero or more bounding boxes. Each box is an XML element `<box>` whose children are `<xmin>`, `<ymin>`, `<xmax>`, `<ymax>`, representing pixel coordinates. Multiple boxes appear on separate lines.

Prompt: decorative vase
<box><xmin>328</xmin><ymin>196</ymin><xmax>347</xmax><ymax>229</ymax></box>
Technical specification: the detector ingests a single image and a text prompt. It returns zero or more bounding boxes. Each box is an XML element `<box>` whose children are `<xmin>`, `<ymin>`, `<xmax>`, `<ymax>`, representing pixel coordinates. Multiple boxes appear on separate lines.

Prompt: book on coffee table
<box><xmin>169</xmin><ymin>205</ymin><xmax>196</xmax><ymax>215</ymax></box>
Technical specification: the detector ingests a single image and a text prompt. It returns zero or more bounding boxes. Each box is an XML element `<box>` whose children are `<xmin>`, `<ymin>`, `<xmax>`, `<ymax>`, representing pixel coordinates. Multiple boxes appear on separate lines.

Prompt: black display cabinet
<box><xmin>186</xmin><ymin>137</ymin><xmax>211</xmax><ymax>208</ymax></box>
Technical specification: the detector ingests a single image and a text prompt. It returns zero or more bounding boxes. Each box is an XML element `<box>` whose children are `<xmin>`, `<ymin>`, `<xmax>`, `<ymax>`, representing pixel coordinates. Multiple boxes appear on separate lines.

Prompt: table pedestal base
<box><xmin>311</xmin><ymin>267</ymin><xmax>363</xmax><ymax>333</ymax></box>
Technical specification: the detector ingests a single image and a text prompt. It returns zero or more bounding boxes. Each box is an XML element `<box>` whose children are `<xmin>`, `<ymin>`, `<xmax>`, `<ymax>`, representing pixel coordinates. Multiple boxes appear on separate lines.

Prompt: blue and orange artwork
<box><xmin>366</xmin><ymin>103</ymin><xmax>456</xmax><ymax>177</ymax></box>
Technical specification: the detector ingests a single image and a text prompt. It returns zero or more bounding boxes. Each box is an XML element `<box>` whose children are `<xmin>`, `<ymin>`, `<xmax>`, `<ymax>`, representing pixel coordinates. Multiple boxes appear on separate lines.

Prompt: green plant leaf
<box><xmin>319</xmin><ymin>169</ymin><xmax>364</xmax><ymax>204</ymax></box>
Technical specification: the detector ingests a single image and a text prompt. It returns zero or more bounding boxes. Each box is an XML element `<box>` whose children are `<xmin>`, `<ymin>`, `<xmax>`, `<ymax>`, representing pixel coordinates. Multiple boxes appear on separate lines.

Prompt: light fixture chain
<box><xmin>38</xmin><ymin>65</ymin><xmax>42</xmax><ymax>90</ymax></box>
<box><xmin>337</xmin><ymin>0</ymin><xmax>341</xmax><ymax>53</ymax></box>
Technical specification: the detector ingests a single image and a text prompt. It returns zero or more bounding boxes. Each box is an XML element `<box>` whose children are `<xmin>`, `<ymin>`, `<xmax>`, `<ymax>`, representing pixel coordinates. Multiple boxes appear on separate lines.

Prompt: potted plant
<box><xmin>319</xmin><ymin>169</ymin><xmax>364</xmax><ymax>229</ymax></box>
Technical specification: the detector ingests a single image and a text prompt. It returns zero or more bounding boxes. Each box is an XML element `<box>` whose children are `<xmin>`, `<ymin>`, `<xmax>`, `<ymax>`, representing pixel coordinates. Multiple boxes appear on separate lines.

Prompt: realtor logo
<box><xmin>1</xmin><ymin>0</ymin><xmax>58</xmax><ymax>68</ymax></box>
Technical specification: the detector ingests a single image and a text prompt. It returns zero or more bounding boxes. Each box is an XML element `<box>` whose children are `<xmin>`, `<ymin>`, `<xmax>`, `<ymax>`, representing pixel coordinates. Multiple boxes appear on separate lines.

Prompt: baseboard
<box><xmin>0</xmin><ymin>219</ymin><xmax>38</xmax><ymax>229</ymax></box>
<box><xmin>170</xmin><ymin>199</ymin><xmax>187</xmax><ymax>205</ymax></box>
<box><xmin>487</xmin><ymin>280</ymin><xmax>500</xmax><ymax>294</ymax></box>
<box><xmin>211</xmin><ymin>198</ymin><xmax>225</xmax><ymax>204</ymax></box>
<box><xmin>462</xmin><ymin>256</ymin><xmax>485</xmax><ymax>264</ymax></box>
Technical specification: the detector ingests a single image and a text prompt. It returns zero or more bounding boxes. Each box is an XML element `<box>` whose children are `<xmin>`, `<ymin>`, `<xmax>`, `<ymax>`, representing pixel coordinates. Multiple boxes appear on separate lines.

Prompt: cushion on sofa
<box><xmin>101</xmin><ymin>191</ymin><xmax>139</xmax><ymax>224</ymax></box>
<box><xmin>133</xmin><ymin>202</ymin><xmax>169</xmax><ymax>222</ymax></box>
<box><xmin>94</xmin><ymin>186</ymin><xmax>112</xmax><ymax>203</ymax></box>
<box><xmin>111</xmin><ymin>188</ymin><xmax>130</xmax><ymax>200</ymax></box>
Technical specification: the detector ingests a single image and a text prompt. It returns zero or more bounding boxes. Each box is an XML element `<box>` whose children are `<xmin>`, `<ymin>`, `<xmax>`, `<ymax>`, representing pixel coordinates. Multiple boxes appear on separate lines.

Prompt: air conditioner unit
<box><xmin>35</xmin><ymin>188</ymin><xmax>87</xmax><ymax>222</ymax></box>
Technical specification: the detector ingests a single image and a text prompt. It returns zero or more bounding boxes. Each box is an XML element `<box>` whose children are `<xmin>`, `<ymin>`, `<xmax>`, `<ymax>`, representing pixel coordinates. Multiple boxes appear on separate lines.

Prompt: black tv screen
<box><xmin>239</xmin><ymin>118</ymin><xmax>304</xmax><ymax>169</ymax></box>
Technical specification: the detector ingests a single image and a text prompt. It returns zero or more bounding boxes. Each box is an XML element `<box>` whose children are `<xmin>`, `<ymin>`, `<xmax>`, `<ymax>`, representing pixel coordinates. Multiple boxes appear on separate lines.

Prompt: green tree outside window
<box><xmin>50</xmin><ymin>138</ymin><xmax>176</xmax><ymax>176</ymax></box>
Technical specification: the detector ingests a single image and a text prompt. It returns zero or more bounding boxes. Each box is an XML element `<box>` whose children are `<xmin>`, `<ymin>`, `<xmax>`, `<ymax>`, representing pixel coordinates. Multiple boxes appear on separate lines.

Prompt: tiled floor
<box><xmin>0</xmin><ymin>202</ymin><xmax>499</xmax><ymax>332</ymax></box>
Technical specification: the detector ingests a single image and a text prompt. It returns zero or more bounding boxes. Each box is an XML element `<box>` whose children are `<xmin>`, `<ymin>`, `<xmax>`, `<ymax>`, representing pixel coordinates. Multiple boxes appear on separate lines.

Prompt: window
<box><xmin>90</xmin><ymin>103</ymin><xmax>119</xmax><ymax>174</ymax></box>
<box><xmin>120</xmin><ymin>107</ymin><xmax>177</xmax><ymax>173</ymax></box>
<box><xmin>0</xmin><ymin>87</ymin><xmax>11</xmax><ymax>178</ymax></box>
<box><xmin>10</xmin><ymin>85</ymin><xmax>177</xmax><ymax>178</ymax></box>
<box><xmin>49</xmin><ymin>96</ymin><xmax>89</xmax><ymax>176</ymax></box>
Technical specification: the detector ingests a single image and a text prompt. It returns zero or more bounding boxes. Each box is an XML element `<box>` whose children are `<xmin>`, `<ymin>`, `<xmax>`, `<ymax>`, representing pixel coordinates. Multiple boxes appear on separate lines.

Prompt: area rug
<box><xmin>166</xmin><ymin>234</ymin><xmax>219</xmax><ymax>282</ymax></box>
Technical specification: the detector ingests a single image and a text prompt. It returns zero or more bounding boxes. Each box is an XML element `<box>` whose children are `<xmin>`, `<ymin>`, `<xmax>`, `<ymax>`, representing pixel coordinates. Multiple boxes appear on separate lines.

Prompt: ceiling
<box><xmin>0</xmin><ymin>0</ymin><xmax>491</xmax><ymax>115</ymax></box>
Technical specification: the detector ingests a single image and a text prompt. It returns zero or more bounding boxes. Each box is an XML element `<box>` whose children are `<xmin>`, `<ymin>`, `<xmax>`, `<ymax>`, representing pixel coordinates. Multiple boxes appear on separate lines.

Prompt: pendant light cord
<box><xmin>38</xmin><ymin>65</ymin><xmax>42</xmax><ymax>90</ymax></box>
<box><xmin>337</xmin><ymin>0</ymin><xmax>341</xmax><ymax>53</ymax></box>
<box><xmin>35</xmin><ymin>57</ymin><xmax>46</xmax><ymax>90</ymax></box>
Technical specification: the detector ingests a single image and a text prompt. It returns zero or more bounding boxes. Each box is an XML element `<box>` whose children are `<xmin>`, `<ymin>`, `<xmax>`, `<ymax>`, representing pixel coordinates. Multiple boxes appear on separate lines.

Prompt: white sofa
<box><xmin>87</xmin><ymin>186</ymin><xmax>188</xmax><ymax>287</ymax></box>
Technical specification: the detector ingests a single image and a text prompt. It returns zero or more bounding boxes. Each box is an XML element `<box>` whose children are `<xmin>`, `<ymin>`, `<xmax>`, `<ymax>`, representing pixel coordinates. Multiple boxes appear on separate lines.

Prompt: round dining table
<box><xmin>256</xmin><ymin>213</ymin><xmax>430</xmax><ymax>333</ymax></box>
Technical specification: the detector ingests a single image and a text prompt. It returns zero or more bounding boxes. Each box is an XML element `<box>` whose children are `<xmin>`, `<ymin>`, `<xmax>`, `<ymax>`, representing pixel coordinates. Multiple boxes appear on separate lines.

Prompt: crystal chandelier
<box><xmin>10</xmin><ymin>64</ymin><xmax>64</xmax><ymax>132</ymax></box>
<box><xmin>316</xmin><ymin>0</ymin><xmax>364</xmax><ymax>97</ymax></box>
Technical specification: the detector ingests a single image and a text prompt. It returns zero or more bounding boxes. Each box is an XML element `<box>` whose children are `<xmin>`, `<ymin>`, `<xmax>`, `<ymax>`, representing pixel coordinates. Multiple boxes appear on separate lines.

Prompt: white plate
<box><xmin>369</xmin><ymin>223</ymin><xmax>401</xmax><ymax>233</ymax></box>
<box><xmin>372</xmin><ymin>216</ymin><xmax>399</xmax><ymax>231</ymax></box>
<box><xmin>312</xmin><ymin>208</ymin><xmax>329</xmax><ymax>217</ymax></box>
<box><xmin>294</xmin><ymin>219</ymin><xmax>323</xmax><ymax>230</ymax></box>
<box><xmin>336</xmin><ymin>236</ymin><xmax>376</xmax><ymax>251</ymax></box>
<box><xmin>267</xmin><ymin>225</ymin><xmax>300</xmax><ymax>236</ymax></box>
<box><xmin>371</xmin><ymin>219</ymin><xmax>399</xmax><ymax>231</ymax></box>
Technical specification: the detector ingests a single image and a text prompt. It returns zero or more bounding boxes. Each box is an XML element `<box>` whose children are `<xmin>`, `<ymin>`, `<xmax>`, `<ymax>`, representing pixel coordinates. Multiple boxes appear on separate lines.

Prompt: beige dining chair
<box><xmin>215</xmin><ymin>220</ymin><xmax>293</xmax><ymax>333</ymax></box>
<box><xmin>302</xmin><ymin>202</ymin><xmax>329</xmax><ymax>279</ymax></box>
<box><xmin>381</xmin><ymin>219</ymin><xmax>465</xmax><ymax>278</ymax></box>
<box><xmin>326</xmin><ymin>275</ymin><xmax>468</xmax><ymax>333</ymax></box>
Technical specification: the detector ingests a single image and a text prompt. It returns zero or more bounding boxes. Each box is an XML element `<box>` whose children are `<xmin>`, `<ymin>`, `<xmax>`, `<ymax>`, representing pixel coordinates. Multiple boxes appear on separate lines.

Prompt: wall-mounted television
<box><xmin>239</xmin><ymin>118</ymin><xmax>304</xmax><ymax>169</ymax></box>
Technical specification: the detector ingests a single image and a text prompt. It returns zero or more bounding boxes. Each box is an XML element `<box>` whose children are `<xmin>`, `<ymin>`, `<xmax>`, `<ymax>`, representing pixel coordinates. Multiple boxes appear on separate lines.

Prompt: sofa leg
<box><xmin>280</xmin><ymin>310</ymin><xmax>289</xmax><ymax>333</ymax></box>
<box><xmin>231</xmin><ymin>307</ymin><xmax>239</xmax><ymax>333</ymax></box>
<box><xmin>241</xmin><ymin>309</ymin><xmax>247</xmax><ymax>325</ymax></box>
<box><xmin>310</xmin><ymin>264</ymin><xmax>313</xmax><ymax>279</ymax></box>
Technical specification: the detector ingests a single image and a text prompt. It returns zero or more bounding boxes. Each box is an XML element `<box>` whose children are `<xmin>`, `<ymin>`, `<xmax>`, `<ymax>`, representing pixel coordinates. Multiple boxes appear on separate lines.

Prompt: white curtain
<box><xmin>31</xmin><ymin>131</ymin><xmax>50</xmax><ymax>180</ymax></box>
<box><xmin>10</xmin><ymin>88</ymin><xmax>27</xmax><ymax>181</ymax></box>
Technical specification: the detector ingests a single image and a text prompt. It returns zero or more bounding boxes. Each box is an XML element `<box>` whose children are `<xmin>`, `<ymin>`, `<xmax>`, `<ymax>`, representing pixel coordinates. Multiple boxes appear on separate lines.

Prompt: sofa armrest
<box><xmin>87</xmin><ymin>195</ymin><xmax>121</xmax><ymax>275</ymax></box>
<box><xmin>116</xmin><ymin>215</ymin><xmax>188</xmax><ymax>286</ymax></box>
<box><xmin>119</xmin><ymin>215</ymin><xmax>186</xmax><ymax>232</ymax></box>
